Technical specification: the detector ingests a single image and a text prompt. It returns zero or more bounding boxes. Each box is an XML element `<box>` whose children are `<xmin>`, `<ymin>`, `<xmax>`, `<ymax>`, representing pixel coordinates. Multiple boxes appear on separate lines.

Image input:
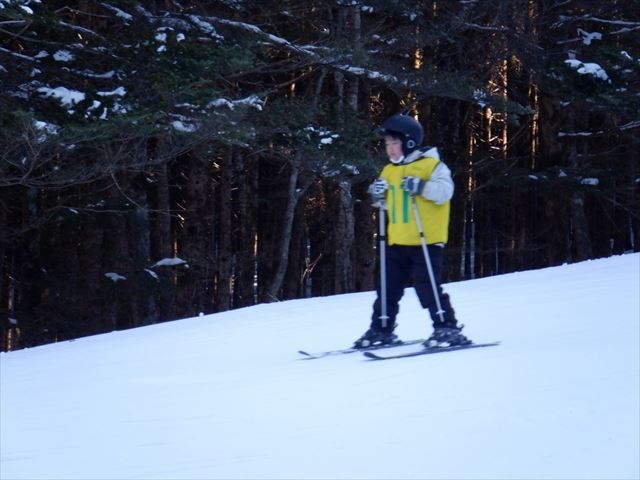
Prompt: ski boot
<box><xmin>353</xmin><ymin>327</ymin><xmax>399</xmax><ymax>349</ymax></box>
<box><xmin>424</xmin><ymin>325</ymin><xmax>471</xmax><ymax>348</ymax></box>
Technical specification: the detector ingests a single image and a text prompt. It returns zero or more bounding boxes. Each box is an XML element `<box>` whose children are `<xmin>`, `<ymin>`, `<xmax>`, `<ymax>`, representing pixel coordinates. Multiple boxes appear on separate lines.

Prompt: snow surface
<box><xmin>1</xmin><ymin>253</ymin><xmax>639</xmax><ymax>480</ymax></box>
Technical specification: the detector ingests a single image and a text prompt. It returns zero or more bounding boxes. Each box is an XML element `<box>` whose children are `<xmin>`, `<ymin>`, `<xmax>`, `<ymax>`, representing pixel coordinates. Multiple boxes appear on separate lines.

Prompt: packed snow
<box><xmin>1</xmin><ymin>253</ymin><xmax>639</xmax><ymax>480</ymax></box>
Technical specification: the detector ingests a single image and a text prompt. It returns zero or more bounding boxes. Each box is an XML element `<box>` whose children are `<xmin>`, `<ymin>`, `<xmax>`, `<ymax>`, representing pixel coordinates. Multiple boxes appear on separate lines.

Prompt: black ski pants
<box><xmin>371</xmin><ymin>244</ymin><xmax>458</xmax><ymax>331</ymax></box>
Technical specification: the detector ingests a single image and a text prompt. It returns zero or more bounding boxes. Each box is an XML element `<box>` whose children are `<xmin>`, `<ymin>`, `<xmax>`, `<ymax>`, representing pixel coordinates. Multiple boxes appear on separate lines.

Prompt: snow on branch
<box><xmin>208</xmin><ymin>95</ymin><xmax>264</xmax><ymax>111</ymax></box>
<box><xmin>555</xmin><ymin>15</ymin><xmax>640</xmax><ymax>35</ymax></box>
<box><xmin>203</xmin><ymin>15</ymin><xmax>408</xmax><ymax>89</ymax></box>
<box><xmin>556</xmin><ymin>15</ymin><xmax>640</xmax><ymax>27</ymax></box>
<box><xmin>558</xmin><ymin>131</ymin><xmax>598</xmax><ymax>137</ymax></box>
<box><xmin>104</xmin><ymin>272</ymin><xmax>127</xmax><ymax>282</ymax></box>
<box><xmin>0</xmin><ymin>46</ymin><xmax>35</xmax><ymax>61</ymax></box>
<box><xmin>204</xmin><ymin>16</ymin><xmax>313</xmax><ymax>56</ymax></box>
<box><xmin>461</xmin><ymin>22</ymin><xmax>509</xmax><ymax>32</ymax></box>
<box><xmin>557</xmin><ymin>120</ymin><xmax>639</xmax><ymax>137</ymax></box>
<box><xmin>187</xmin><ymin>14</ymin><xmax>224</xmax><ymax>41</ymax></box>
<box><xmin>99</xmin><ymin>2</ymin><xmax>133</xmax><ymax>22</ymax></box>
<box><xmin>619</xmin><ymin>121</ymin><xmax>640</xmax><ymax>131</ymax></box>
<box><xmin>333</xmin><ymin>64</ymin><xmax>401</xmax><ymax>85</ymax></box>
<box><xmin>57</xmin><ymin>20</ymin><xmax>101</xmax><ymax>37</ymax></box>
<box><xmin>610</xmin><ymin>25</ymin><xmax>640</xmax><ymax>35</ymax></box>
<box><xmin>151</xmin><ymin>257</ymin><xmax>188</xmax><ymax>268</ymax></box>
<box><xmin>564</xmin><ymin>58</ymin><xmax>610</xmax><ymax>83</ymax></box>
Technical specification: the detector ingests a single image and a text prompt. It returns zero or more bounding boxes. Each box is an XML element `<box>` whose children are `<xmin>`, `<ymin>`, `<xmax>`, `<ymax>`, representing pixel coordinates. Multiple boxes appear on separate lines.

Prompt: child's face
<box><xmin>384</xmin><ymin>135</ymin><xmax>403</xmax><ymax>162</ymax></box>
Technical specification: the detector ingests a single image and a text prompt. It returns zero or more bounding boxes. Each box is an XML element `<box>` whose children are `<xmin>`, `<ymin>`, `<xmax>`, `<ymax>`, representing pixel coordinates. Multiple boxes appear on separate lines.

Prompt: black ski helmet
<box><xmin>378</xmin><ymin>114</ymin><xmax>424</xmax><ymax>155</ymax></box>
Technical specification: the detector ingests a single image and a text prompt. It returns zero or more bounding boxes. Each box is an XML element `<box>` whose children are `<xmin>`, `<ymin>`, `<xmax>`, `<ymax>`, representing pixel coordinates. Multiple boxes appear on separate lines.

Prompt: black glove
<box><xmin>401</xmin><ymin>176</ymin><xmax>426</xmax><ymax>196</ymax></box>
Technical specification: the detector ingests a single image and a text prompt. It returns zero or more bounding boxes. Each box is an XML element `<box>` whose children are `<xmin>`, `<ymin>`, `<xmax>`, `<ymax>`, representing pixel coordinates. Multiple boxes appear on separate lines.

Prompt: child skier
<box><xmin>354</xmin><ymin>114</ymin><xmax>471</xmax><ymax>349</ymax></box>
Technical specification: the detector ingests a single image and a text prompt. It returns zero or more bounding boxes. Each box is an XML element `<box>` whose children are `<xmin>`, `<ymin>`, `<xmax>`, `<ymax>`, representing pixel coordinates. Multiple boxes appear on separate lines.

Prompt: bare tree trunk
<box><xmin>570</xmin><ymin>193</ymin><xmax>592</xmax><ymax>261</ymax></box>
<box><xmin>264</xmin><ymin>154</ymin><xmax>312</xmax><ymax>302</ymax></box>
<box><xmin>332</xmin><ymin>180</ymin><xmax>355</xmax><ymax>293</ymax></box>
<box><xmin>154</xmin><ymin>162</ymin><xmax>172</xmax><ymax>259</ymax></box>
<box><xmin>567</xmin><ymin>111</ymin><xmax>593</xmax><ymax>261</ymax></box>
<box><xmin>326</xmin><ymin>3</ymin><xmax>360</xmax><ymax>293</ymax></box>
<box><xmin>283</xmin><ymin>199</ymin><xmax>306</xmax><ymax>299</ymax></box>
<box><xmin>346</xmin><ymin>5</ymin><xmax>360</xmax><ymax>110</ymax></box>
<box><xmin>127</xmin><ymin>204</ymin><xmax>155</xmax><ymax>325</ymax></box>
<box><xmin>233</xmin><ymin>151</ymin><xmax>258</xmax><ymax>308</ymax></box>
<box><xmin>216</xmin><ymin>150</ymin><xmax>233</xmax><ymax>311</ymax></box>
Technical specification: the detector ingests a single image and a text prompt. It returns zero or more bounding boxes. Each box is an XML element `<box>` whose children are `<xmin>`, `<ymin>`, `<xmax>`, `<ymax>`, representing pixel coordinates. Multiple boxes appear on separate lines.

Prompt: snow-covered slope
<box><xmin>2</xmin><ymin>254</ymin><xmax>639</xmax><ymax>480</ymax></box>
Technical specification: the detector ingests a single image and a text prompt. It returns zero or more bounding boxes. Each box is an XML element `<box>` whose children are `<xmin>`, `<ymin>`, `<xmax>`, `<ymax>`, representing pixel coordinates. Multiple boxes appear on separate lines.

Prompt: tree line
<box><xmin>1</xmin><ymin>0</ymin><xmax>638</xmax><ymax>350</ymax></box>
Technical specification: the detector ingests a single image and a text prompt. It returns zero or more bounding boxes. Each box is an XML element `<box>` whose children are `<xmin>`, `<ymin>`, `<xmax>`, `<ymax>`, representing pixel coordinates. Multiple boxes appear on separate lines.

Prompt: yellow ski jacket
<box><xmin>379</xmin><ymin>147</ymin><xmax>453</xmax><ymax>246</ymax></box>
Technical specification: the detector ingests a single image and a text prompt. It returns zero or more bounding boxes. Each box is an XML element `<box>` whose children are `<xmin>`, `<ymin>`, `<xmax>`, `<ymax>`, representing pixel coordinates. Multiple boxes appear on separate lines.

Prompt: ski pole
<box><xmin>378</xmin><ymin>202</ymin><xmax>389</xmax><ymax>329</ymax></box>
<box><xmin>410</xmin><ymin>195</ymin><xmax>445</xmax><ymax>323</ymax></box>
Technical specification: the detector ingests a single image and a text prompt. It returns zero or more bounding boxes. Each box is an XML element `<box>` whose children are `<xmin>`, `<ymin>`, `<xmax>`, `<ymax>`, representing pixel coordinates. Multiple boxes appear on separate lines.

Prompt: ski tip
<box><xmin>362</xmin><ymin>351</ymin><xmax>382</xmax><ymax>360</ymax></box>
<box><xmin>470</xmin><ymin>341</ymin><xmax>501</xmax><ymax>347</ymax></box>
<box><xmin>298</xmin><ymin>350</ymin><xmax>330</xmax><ymax>359</ymax></box>
<box><xmin>298</xmin><ymin>350</ymin><xmax>317</xmax><ymax>359</ymax></box>
<box><xmin>298</xmin><ymin>350</ymin><xmax>322</xmax><ymax>360</ymax></box>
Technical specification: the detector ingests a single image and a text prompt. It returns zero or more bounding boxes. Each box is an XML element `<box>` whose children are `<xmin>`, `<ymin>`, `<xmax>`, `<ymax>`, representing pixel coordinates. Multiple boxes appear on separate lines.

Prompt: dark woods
<box><xmin>1</xmin><ymin>1</ymin><xmax>638</xmax><ymax>350</ymax></box>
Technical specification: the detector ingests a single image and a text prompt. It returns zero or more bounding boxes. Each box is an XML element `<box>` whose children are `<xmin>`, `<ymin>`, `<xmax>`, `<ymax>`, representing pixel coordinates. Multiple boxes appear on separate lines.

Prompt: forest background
<box><xmin>1</xmin><ymin>0</ymin><xmax>638</xmax><ymax>351</ymax></box>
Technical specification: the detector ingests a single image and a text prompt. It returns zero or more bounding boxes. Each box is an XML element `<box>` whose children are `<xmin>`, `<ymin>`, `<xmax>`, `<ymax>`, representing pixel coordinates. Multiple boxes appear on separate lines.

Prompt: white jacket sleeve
<box><xmin>422</xmin><ymin>162</ymin><xmax>454</xmax><ymax>205</ymax></box>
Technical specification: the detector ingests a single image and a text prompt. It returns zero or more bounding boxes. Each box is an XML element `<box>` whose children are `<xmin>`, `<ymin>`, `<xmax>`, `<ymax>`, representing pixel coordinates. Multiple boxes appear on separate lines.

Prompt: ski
<box><xmin>298</xmin><ymin>338</ymin><xmax>425</xmax><ymax>360</ymax></box>
<box><xmin>363</xmin><ymin>341</ymin><xmax>500</xmax><ymax>360</ymax></box>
